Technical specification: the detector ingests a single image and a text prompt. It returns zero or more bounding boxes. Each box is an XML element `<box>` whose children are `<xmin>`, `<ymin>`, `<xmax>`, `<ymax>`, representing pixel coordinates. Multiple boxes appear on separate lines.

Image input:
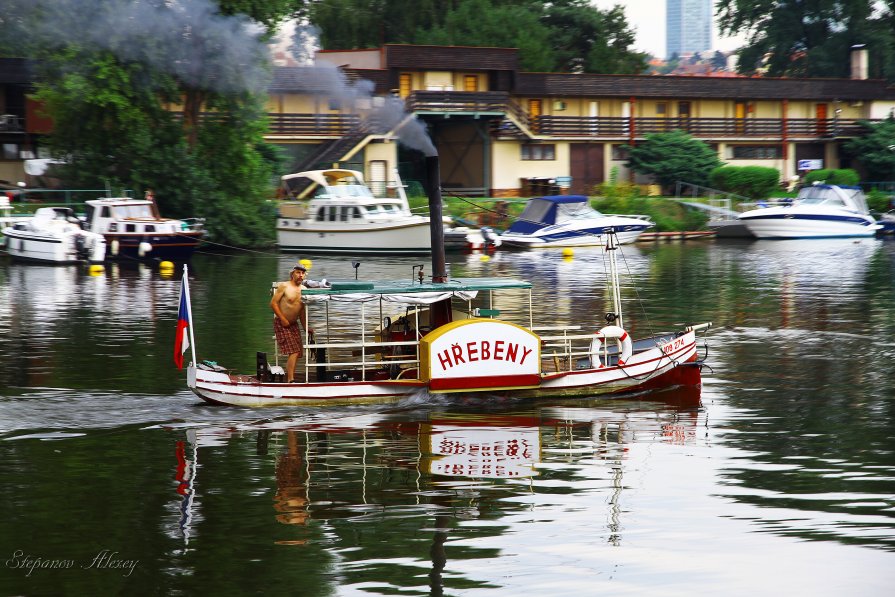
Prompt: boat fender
<box><xmin>590</xmin><ymin>325</ymin><xmax>633</xmax><ymax>368</ymax></box>
<box><xmin>110</xmin><ymin>239</ymin><xmax>119</xmax><ymax>256</ymax></box>
<box><xmin>138</xmin><ymin>241</ymin><xmax>152</xmax><ymax>257</ymax></box>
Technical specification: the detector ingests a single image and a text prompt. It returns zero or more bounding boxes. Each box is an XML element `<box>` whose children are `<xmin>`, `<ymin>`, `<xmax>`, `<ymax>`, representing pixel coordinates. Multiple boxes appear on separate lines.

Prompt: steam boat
<box><xmin>184</xmin><ymin>158</ymin><xmax>710</xmax><ymax>406</ymax></box>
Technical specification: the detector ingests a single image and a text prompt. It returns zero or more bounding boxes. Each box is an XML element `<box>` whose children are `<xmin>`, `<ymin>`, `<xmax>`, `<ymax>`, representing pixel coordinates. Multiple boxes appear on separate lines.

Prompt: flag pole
<box><xmin>183</xmin><ymin>264</ymin><xmax>197</xmax><ymax>366</ymax></box>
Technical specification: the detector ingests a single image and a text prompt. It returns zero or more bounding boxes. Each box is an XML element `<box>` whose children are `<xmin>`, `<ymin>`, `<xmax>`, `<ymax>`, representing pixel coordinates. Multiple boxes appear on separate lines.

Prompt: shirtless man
<box><xmin>271</xmin><ymin>264</ymin><xmax>314</xmax><ymax>382</ymax></box>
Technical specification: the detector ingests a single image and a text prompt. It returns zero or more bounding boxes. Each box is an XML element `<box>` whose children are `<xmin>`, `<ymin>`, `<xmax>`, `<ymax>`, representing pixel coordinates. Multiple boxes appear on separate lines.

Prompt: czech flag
<box><xmin>174</xmin><ymin>274</ymin><xmax>191</xmax><ymax>369</ymax></box>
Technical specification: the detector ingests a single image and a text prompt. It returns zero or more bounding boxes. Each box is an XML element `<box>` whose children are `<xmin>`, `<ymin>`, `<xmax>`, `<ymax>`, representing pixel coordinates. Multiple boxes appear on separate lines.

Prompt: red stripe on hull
<box><xmin>429</xmin><ymin>374</ymin><xmax>541</xmax><ymax>391</ymax></box>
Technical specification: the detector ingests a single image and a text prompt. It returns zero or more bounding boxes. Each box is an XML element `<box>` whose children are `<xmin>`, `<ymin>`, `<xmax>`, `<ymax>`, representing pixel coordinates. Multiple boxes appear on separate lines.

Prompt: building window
<box><xmin>611</xmin><ymin>144</ymin><xmax>630</xmax><ymax>161</ymax></box>
<box><xmin>463</xmin><ymin>75</ymin><xmax>478</xmax><ymax>92</ymax></box>
<box><xmin>521</xmin><ymin>144</ymin><xmax>555</xmax><ymax>161</ymax></box>
<box><xmin>730</xmin><ymin>145</ymin><xmax>783</xmax><ymax>159</ymax></box>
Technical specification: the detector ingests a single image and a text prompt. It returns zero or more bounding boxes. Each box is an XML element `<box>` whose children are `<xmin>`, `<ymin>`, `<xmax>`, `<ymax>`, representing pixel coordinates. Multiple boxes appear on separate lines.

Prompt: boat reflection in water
<box><xmin>168</xmin><ymin>392</ymin><xmax>700</xmax><ymax>585</ymax></box>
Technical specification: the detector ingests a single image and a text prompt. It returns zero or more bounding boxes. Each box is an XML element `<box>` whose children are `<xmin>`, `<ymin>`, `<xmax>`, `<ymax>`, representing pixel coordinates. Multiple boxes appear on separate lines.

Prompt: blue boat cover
<box><xmin>507</xmin><ymin>195</ymin><xmax>590</xmax><ymax>234</ymax></box>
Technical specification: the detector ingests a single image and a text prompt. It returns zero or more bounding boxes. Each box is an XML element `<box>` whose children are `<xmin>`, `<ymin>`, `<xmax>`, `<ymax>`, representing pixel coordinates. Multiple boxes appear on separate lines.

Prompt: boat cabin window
<box><xmin>126</xmin><ymin>223</ymin><xmax>136</xmax><ymax>232</ymax></box>
<box><xmin>339</xmin><ymin>206</ymin><xmax>351</xmax><ymax>222</ymax></box>
<box><xmin>113</xmin><ymin>204</ymin><xmax>155</xmax><ymax>219</ymax></box>
<box><xmin>145</xmin><ymin>225</ymin><xmax>155</xmax><ymax>232</ymax></box>
<box><xmin>315</xmin><ymin>207</ymin><xmax>326</xmax><ymax>221</ymax></box>
<box><xmin>101</xmin><ymin>206</ymin><xmax>112</xmax><ymax>218</ymax></box>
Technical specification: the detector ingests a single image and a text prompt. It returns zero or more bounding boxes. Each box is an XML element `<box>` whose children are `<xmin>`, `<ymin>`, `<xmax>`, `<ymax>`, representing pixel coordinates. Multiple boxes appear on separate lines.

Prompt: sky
<box><xmin>591</xmin><ymin>0</ymin><xmax>748</xmax><ymax>58</ymax></box>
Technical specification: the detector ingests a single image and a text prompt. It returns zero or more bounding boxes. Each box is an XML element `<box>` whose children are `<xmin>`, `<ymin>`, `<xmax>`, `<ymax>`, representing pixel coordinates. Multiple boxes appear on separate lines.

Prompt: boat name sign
<box><xmin>420</xmin><ymin>319</ymin><xmax>541</xmax><ymax>392</ymax></box>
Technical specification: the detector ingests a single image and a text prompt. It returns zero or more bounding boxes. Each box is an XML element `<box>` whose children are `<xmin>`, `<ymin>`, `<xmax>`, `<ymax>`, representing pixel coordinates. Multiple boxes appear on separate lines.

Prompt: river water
<box><xmin>1</xmin><ymin>238</ymin><xmax>894</xmax><ymax>595</ymax></box>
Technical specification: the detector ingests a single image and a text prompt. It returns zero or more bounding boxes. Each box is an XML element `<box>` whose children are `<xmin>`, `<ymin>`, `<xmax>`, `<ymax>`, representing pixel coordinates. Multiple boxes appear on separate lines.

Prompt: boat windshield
<box><xmin>318</xmin><ymin>184</ymin><xmax>375</xmax><ymax>199</ymax></box>
<box><xmin>796</xmin><ymin>186</ymin><xmax>861</xmax><ymax>210</ymax></box>
<box><xmin>555</xmin><ymin>202</ymin><xmax>603</xmax><ymax>223</ymax></box>
<box><xmin>113</xmin><ymin>203</ymin><xmax>155</xmax><ymax>218</ymax></box>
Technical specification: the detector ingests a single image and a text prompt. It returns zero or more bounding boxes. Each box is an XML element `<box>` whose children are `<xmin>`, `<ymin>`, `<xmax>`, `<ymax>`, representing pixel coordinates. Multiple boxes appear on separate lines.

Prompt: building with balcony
<box><xmin>3</xmin><ymin>45</ymin><xmax>895</xmax><ymax>197</ymax></box>
<box><xmin>267</xmin><ymin>44</ymin><xmax>895</xmax><ymax>197</ymax></box>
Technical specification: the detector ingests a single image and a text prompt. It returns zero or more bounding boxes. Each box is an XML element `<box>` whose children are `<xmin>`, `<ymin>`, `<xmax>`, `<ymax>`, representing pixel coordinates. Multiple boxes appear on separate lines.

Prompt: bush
<box><xmin>595</xmin><ymin>166</ymin><xmax>641</xmax><ymax>201</ymax></box>
<box><xmin>804</xmin><ymin>168</ymin><xmax>860</xmax><ymax>186</ymax></box>
<box><xmin>709</xmin><ymin>166</ymin><xmax>780</xmax><ymax>200</ymax></box>
<box><xmin>592</xmin><ymin>196</ymin><xmax>709</xmax><ymax>232</ymax></box>
<box><xmin>626</xmin><ymin>130</ymin><xmax>721</xmax><ymax>193</ymax></box>
<box><xmin>867</xmin><ymin>189</ymin><xmax>893</xmax><ymax>213</ymax></box>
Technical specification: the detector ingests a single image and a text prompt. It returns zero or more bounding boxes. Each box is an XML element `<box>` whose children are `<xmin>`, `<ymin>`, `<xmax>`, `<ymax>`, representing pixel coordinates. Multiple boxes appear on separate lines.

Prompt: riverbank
<box><xmin>410</xmin><ymin>195</ymin><xmax>711</xmax><ymax>233</ymax></box>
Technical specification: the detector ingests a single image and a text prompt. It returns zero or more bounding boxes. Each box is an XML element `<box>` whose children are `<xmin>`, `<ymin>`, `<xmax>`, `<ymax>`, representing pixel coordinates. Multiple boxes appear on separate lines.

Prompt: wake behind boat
<box><xmin>738</xmin><ymin>183</ymin><xmax>881</xmax><ymax>239</ymax></box>
<box><xmin>181</xmin><ymin>157</ymin><xmax>710</xmax><ymax>407</ymax></box>
<box><xmin>499</xmin><ymin>195</ymin><xmax>653</xmax><ymax>248</ymax></box>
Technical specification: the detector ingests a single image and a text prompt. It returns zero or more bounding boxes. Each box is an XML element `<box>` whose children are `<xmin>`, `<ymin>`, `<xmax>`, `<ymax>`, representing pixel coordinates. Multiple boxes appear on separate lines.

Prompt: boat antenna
<box><xmin>605</xmin><ymin>230</ymin><xmax>624</xmax><ymax>330</ymax></box>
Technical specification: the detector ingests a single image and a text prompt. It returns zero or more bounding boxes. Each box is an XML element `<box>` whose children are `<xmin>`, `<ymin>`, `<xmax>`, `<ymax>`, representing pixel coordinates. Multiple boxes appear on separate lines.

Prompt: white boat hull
<box><xmin>739</xmin><ymin>207</ymin><xmax>880</xmax><ymax>238</ymax></box>
<box><xmin>187</xmin><ymin>330</ymin><xmax>701</xmax><ymax>407</ymax></box>
<box><xmin>501</xmin><ymin>227</ymin><xmax>645</xmax><ymax>248</ymax></box>
<box><xmin>277</xmin><ymin>218</ymin><xmax>433</xmax><ymax>254</ymax></box>
<box><xmin>2</xmin><ymin>226</ymin><xmax>106</xmax><ymax>264</ymax></box>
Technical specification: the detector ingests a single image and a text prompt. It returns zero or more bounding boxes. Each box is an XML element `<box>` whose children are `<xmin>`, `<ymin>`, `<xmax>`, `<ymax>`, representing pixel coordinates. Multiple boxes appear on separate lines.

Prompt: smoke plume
<box><xmin>4</xmin><ymin>0</ymin><xmax>271</xmax><ymax>93</ymax></box>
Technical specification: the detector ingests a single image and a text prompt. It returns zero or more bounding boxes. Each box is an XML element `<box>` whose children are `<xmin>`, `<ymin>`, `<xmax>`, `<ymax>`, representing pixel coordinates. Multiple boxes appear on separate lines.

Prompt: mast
<box><xmin>606</xmin><ymin>231</ymin><xmax>624</xmax><ymax>329</ymax></box>
<box><xmin>183</xmin><ymin>264</ymin><xmax>197</xmax><ymax>366</ymax></box>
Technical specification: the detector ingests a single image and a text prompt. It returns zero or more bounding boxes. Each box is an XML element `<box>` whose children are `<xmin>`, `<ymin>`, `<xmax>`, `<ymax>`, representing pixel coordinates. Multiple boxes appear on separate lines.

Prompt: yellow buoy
<box><xmin>562</xmin><ymin>248</ymin><xmax>574</xmax><ymax>258</ymax></box>
<box><xmin>479</xmin><ymin>254</ymin><xmax>490</xmax><ymax>262</ymax></box>
<box><xmin>159</xmin><ymin>260</ymin><xmax>174</xmax><ymax>271</ymax></box>
<box><xmin>299</xmin><ymin>258</ymin><xmax>313</xmax><ymax>271</ymax></box>
<box><xmin>88</xmin><ymin>264</ymin><xmax>105</xmax><ymax>276</ymax></box>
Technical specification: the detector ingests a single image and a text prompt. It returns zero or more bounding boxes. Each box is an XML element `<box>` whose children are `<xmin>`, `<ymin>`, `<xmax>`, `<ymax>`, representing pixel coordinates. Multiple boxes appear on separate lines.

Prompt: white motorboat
<box><xmin>182</xmin><ymin>157</ymin><xmax>711</xmax><ymax>407</ymax></box>
<box><xmin>82</xmin><ymin>196</ymin><xmax>205</xmax><ymax>261</ymax></box>
<box><xmin>277</xmin><ymin>169</ymin><xmax>491</xmax><ymax>254</ymax></box>
<box><xmin>738</xmin><ymin>184</ymin><xmax>881</xmax><ymax>239</ymax></box>
<box><xmin>2</xmin><ymin>207</ymin><xmax>106</xmax><ymax>263</ymax></box>
<box><xmin>499</xmin><ymin>195</ymin><xmax>653</xmax><ymax>248</ymax></box>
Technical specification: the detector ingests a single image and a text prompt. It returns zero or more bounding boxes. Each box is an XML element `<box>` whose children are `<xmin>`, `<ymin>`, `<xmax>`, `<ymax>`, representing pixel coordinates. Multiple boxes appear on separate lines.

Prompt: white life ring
<box><xmin>589</xmin><ymin>325</ymin><xmax>633</xmax><ymax>368</ymax></box>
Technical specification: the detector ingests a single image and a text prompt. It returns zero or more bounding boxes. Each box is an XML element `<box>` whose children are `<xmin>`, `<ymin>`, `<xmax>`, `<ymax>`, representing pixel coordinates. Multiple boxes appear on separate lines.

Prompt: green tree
<box><xmin>536</xmin><ymin>0</ymin><xmax>648</xmax><ymax>74</ymax></box>
<box><xmin>844</xmin><ymin>116</ymin><xmax>895</xmax><ymax>181</ymax></box>
<box><xmin>716</xmin><ymin>0</ymin><xmax>895</xmax><ymax>79</ymax></box>
<box><xmin>4</xmin><ymin>0</ymin><xmax>290</xmax><ymax>247</ymax></box>
<box><xmin>417</xmin><ymin>0</ymin><xmax>555</xmax><ymax>72</ymax></box>
<box><xmin>625</xmin><ymin>130</ymin><xmax>722</xmax><ymax>193</ymax></box>
<box><xmin>305</xmin><ymin>0</ymin><xmax>647</xmax><ymax>74</ymax></box>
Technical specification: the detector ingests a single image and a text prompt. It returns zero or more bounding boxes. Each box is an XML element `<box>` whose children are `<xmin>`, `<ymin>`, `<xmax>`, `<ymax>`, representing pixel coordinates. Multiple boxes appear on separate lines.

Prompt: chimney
<box><xmin>850</xmin><ymin>44</ymin><xmax>868</xmax><ymax>80</ymax></box>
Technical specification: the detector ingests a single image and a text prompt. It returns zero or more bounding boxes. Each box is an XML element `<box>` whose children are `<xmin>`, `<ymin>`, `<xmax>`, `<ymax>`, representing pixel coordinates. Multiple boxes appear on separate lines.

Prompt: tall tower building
<box><xmin>666</xmin><ymin>0</ymin><xmax>712</xmax><ymax>59</ymax></box>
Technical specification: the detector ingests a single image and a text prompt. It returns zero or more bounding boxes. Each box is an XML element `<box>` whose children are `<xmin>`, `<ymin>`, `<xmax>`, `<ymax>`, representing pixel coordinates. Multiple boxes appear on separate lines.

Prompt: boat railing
<box><xmin>301</xmin><ymin>339</ymin><xmax>420</xmax><ymax>382</ymax></box>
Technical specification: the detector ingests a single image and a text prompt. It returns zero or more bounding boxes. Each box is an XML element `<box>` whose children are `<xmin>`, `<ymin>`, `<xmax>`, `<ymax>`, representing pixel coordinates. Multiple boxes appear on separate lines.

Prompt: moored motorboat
<box><xmin>181</xmin><ymin>157</ymin><xmax>710</xmax><ymax>407</ymax></box>
<box><xmin>277</xmin><ymin>168</ymin><xmax>492</xmax><ymax>254</ymax></box>
<box><xmin>738</xmin><ymin>184</ymin><xmax>881</xmax><ymax>239</ymax></box>
<box><xmin>499</xmin><ymin>195</ymin><xmax>653</xmax><ymax>248</ymax></box>
<box><xmin>83</xmin><ymin>196</ymin><xmax>205</xmax><ymax>261</ymax></box>
<box><xmin>2</xmin><ymin>207</ymin><xmax>106</xmax><ymax>264</ymax></box>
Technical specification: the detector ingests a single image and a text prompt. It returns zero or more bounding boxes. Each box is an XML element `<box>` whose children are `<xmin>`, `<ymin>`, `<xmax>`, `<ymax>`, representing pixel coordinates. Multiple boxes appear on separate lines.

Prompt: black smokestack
<box><xmin>425</xmin><ymin>155</ymin><xmax>447</xmax><ymax>283</ymax></box>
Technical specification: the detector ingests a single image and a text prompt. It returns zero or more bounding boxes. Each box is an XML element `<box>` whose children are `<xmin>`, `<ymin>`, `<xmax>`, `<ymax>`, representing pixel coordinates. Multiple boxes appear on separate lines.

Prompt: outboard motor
<box><xmin>481</xmin><ymin>226</ymin><xmax>502</xmax><ymax>250</ymax></box>
<box><xmin>75</xmin><ymin>233</ymin><xmax>88</xmax><ymax>259</ymax></box>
